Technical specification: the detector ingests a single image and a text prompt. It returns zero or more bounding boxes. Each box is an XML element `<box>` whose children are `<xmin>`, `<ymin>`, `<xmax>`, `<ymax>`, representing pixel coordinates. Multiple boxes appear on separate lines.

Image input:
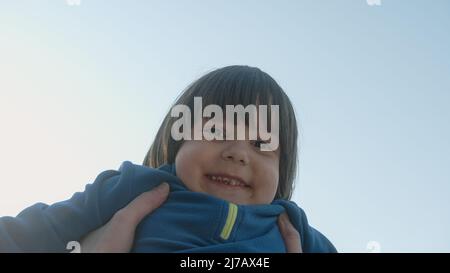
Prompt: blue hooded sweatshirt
<box><xmin>0</xmin><ymin>161</ymin><xmax>337</xmax><ymax>253</ymax></box>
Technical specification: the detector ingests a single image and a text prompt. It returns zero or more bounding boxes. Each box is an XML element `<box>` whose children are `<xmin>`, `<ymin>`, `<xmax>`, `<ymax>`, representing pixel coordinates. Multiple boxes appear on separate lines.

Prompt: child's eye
<box><xmin>251</xmin><ymin>140</ymin><xmax>268</xmax><ymax>149</ymax></box>
<box><xmin>211</xmin><ymin>127</ymin><xmax>223</xmax><ymax>136</ymax></box>
<box><xmin>204</xmin><ymin>126</ymin><xmax>224</xmax><ymax>140</ymax></box>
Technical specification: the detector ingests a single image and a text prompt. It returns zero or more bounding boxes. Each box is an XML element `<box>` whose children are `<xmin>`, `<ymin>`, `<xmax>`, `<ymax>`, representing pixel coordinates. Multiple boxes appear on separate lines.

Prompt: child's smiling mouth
<box><xmin>205</xmin><ymin>174</ymin><xmax>250</xmax><ymax>188</ymax></box>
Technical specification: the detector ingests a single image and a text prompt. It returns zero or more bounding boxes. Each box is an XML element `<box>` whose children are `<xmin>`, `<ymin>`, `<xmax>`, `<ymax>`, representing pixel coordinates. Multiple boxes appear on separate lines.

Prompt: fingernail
<box><xmin>156</xmin><ymin>182</ymin><xmax>169</xmax><ymax>192</ymax></box>
<box><xmin>279</xmin><ymin>213</ymin><xmax>286</xmax><ymax>227</ymax></box>
<box><xmin>281</xmin><ymin>213</ymin><xmax>289</xmax><ymax>224</ymax></box>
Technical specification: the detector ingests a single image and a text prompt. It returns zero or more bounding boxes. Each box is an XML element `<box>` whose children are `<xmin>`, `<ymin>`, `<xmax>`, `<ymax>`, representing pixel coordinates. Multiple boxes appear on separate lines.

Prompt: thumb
<box><xmin>278</xmin><ymin>212</ymin><xmax>303</xmax><ymax>253</ymax></box>
<box><xmin>118</xmin><ymin>182</ymin><xmax>170</xmax><ymax>226</ymax></box>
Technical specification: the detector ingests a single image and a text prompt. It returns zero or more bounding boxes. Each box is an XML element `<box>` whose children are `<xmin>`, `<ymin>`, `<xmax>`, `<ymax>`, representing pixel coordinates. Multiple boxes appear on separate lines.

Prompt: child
<box><xmin>0</xmin><ymin>65</ymin><xmax>336</xmax><ymax>252</ymax></box>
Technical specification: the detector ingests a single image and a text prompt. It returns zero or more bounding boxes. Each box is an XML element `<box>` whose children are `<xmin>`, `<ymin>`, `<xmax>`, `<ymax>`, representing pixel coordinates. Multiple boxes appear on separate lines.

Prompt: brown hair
<box><xmin>143</xmin><ymin>65</ymin><xmax>298</xmax><ymax>200</ymax></box>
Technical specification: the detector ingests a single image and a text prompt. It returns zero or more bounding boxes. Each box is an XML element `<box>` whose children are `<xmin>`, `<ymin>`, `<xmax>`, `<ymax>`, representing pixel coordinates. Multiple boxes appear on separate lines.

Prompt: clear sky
<box><xmin>1</xmin><ymin>0</ymin><xmax>449</xmax><ymax>252</ymax></box>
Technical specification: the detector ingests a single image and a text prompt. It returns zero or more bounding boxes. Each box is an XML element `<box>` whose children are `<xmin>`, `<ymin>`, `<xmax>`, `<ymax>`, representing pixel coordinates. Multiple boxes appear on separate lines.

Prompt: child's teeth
<box><xmin>210</xmin><ymin>175</ymin><xmax>244</xmax><ymax>187</ymax></box>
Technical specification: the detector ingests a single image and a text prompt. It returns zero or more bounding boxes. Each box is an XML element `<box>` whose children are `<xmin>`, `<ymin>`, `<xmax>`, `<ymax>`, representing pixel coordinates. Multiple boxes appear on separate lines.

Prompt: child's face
<box><xmin>174</xmin><ymin>122</ymin><xmax>280</xmax><ymax>205</ymax></box>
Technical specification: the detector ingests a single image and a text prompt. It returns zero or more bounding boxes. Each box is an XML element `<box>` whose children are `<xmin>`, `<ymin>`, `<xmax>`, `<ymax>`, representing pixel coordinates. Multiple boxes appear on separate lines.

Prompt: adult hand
<box><xmin>80</xmin><ymin>182</ymin><xmax>170</xmax><ymax>253</ymax></box>
<box><xmin>278</xmin><ymin>212</ymin><xmax>303</xmax><ymax>253</ymax></box>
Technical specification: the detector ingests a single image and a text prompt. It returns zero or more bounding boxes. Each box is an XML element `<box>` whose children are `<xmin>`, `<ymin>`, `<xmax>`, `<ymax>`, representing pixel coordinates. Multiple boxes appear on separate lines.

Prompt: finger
<box><xmin>278</xmin><ymin>212</ymin><xmax>303</xmax><ymax>253</ymax></box>
<box><xmin>116</xmin><ymin>182</ymin><xmax>170</xmax><ymax>226</ymax></box>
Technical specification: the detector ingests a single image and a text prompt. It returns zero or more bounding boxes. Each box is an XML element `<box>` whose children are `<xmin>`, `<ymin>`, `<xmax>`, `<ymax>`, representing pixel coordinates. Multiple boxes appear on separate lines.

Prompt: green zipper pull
<box><xmin>220</xmin><ymin>203</ymin><xmax>238</xmax><ymax>240</ymax></box>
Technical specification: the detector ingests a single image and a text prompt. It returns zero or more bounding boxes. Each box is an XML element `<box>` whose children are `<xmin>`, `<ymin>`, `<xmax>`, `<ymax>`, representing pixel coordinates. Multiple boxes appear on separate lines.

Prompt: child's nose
<box><xmin>221</xmin><ymin>141</ymin><xmax>250</xmax><ymax>166</ymax></box>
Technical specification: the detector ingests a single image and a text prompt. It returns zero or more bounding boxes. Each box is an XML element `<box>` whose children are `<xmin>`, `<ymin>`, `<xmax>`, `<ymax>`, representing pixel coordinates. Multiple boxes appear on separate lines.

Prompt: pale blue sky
<box><xmin>1</xmin><ymin>0</ymin><xmax>449</xmax><ymax>252</ymax></box>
